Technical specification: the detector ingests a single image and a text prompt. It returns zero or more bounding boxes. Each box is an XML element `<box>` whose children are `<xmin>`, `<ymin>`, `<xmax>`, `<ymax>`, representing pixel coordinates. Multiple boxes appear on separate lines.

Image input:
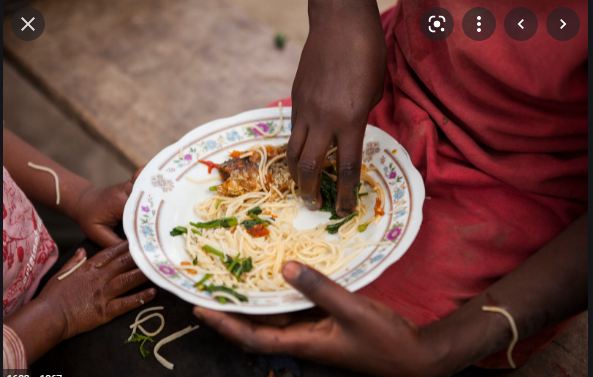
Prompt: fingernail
<box><xmin>193</xmin><ymin>307</ymin><xmax>203</xmax><ymax>319</ymax></box>
<box><xmin>304</xmin><ymin>198</ymin><xmax>315</xmax><ymax>210</ymax></box>
<box><xmin>282</xmin><ymin>261</ymin><xmax>302</xmax><ymax>282</ymax></box>
<box><xmin>149</xmin><ymin>288</ymin><xmax>157</xmax><ymax>296</ymax></box>
<box><xmin>76</xmin><ymin>248</ymin><xmax>85</xmax><ymax>256</ymax></box>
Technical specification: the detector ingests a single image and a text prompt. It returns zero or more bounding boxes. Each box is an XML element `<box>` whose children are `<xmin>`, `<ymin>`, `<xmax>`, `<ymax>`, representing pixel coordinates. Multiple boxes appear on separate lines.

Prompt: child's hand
<box><xmin>5</xmin><ymin>241</ymin><xmax>156</xmax><ymax>363</ymax></box>
<box><xmin>73</xmin><ymin>167</ymin><xmax>144</xmax><ymax>248</ymax></box>
<box><xmin>38</xmin><ymin>241</ymin><xmax>156</xmax><ymax>341</ymax></box>
<box><xmin>73</xmin><ymin>182</ymin><xmax>133</xmax><ymax>247</ymax></box>
<box><xmin>287</xmin><ymin>0</ymin><xmax>386</xmax><ymax>217</ymax></box>
<box><xmin>194</xmin><ymin>262</ymin><xmax>445</xmax><ymax>377</ymax></box>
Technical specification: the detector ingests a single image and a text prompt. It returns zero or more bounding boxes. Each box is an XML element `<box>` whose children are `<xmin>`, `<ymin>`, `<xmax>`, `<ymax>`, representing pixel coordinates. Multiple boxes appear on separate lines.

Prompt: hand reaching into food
<box><xmin>175</xmin><ymin>144</ymin><xmax>386</xmax><ymax>294</ymax></box>
<box><xmin>288</xmin><ymin>0</ymin><xmax>386</xmax><ymax>217</ymax></box>
<box><xmin>4</xmin><ymin>241</ymin><xmax>156</xmax><ymax>364</ymax></box>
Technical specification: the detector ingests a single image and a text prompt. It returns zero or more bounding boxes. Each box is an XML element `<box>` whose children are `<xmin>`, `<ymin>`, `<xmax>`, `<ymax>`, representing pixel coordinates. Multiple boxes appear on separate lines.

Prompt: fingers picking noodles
<box><xmin>178</xmin><ymin>144</ymin><xmax>388</xmax><ymax>294</ymax></box>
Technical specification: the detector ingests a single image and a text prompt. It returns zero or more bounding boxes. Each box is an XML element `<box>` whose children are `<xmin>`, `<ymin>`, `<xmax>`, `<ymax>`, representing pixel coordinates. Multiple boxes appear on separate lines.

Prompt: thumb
<box><xmin>282</xmin><ymin>261</ymin><xmax>363</xmax><ymax>323</ymax></box>
<box><xmin>56</xmin><ymin>248</ymin><xmax>87</xmax><ymax>276</ymax></box>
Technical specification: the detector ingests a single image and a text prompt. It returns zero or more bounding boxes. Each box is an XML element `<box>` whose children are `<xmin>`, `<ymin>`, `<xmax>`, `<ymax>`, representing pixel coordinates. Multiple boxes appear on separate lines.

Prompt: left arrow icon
<box><xmin>518</xmin><ymin>19</ymin><xmax>524</xmax><ymax>29</ymax></box>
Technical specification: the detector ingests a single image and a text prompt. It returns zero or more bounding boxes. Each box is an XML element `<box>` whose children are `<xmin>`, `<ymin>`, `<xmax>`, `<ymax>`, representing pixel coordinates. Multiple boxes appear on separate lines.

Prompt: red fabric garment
<box><xmin>271</xmin><ymin>0</ymin><xmax>587</xmax><ymax>369</ymax></box>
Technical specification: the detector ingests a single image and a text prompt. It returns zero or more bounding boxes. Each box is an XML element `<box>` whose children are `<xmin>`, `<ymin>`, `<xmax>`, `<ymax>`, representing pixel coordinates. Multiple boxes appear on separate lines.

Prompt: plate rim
<box><xmin>123</xmin><ymin>107</ymin><xmax>425</xmax><ymax>314</ymax></box>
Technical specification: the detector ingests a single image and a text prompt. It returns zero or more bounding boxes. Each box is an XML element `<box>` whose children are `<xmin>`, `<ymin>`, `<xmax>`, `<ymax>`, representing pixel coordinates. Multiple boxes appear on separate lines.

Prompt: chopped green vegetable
<box><xmin>217</xmin><ymin>296</ymin><xmax>227</xmax><ymax>304</ymax></box>
<box><xmin>326</xmin><ymin>212</ymin><xmax>358</xmax><ymax>234</ymax></box>
<box><xmin>191</xmin><ymin>216</ymin><xmax>238</xmax><ymax>229</ymax></box>
<box><xmin>241</xmin><ymin>220</ymin><xmax>260</xmax><ymax>229</ymax></box>
<box><xmin>247</xmin><ymin>206</ymin><xmax>263</xmax><ymax>215</ymax></box>
<box><xmin>203</xmin><ymin>284</ymin><xmax>248</xmax><ymax>302</ymax></box>
<box><xmin>359</xmin><ymin>192</ymin><xmax>368</xmax><ymax>197</ymax></box>
<box><xmin>215</xmin><ymin>199</ymin><xmax>222</xmax><ymax>209</ymax></box>
<box><xmin>170</xmin><ymin>226</ymin><xmax>187</xmax><ymax>237</ymax></box>
<box><xmin>192</xmin><ymin>256</ymin><xmax>198</xmax><ymax>265</ymax></box>
<box><xmin>248</xmin><ymin>213</ymin><xmax>271</xmax><ymax>225</ymax></box>
<box><xmin>358</xmin><ymin>223</ymin><xmax>369</xmax><ymax>233</ymax></box>
<box><xmin>209</xmin><ymin>186</ymin><xmax>218</xmax><ymax>191</ymax></box>
<box><xmin>320</xmin><ymin>171</ymin><xmax>339</xmax><ymax>219</ymax></box>
<box><xmin>203</xmin><ymin>245</ymin><xmax>225</xmax><ymax>261</ymax></box>
<box><xmin>354</xmin><ymin>183</ymin><xmax>362</xmax><ymax>205</ymax></box>
<box><xmin>124</xmin><ymin>333</ymin><xmax>154</xmax><ymax>358</ymax></box>
<box><xmin>191</xmin><ymin>229</ymin><xmax>202</xmax><ymax>236</ymax></box>
<box><xmin>227</xmin><ymin>253</ymin><xmax>241</xmax><ymax>272</ymax></box>
<box><xmin>274</xmin><ymin>33</ymin><xmax>286</xmax><ymax>49</ymax></box>
<box><xmin>223</xmin><ymin>254</ymin><xmax>234</xmax><ymax>267</ymax></box>
<box><xmin>233</xmin><ymin>257</ymin><xmax>253</xmax><ymax>280</ymax></box>
<box><xmin>194</xmin><ymin>273</ymin><xmax>213</xmax><ymax>289</ymax></box>
<box><xmin>246</xmin><ymin>207</ymin><xmax>273</xmax><ymax>225</ymax></box>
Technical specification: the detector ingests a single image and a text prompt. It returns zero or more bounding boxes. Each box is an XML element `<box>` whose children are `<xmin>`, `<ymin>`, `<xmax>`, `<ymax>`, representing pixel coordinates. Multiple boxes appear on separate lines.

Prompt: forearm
<box><xmin>422</xmin><ymin>213</ymin><xmax>588</xmax><ymax>375</ymax></box>
<box><xmin>4</xmin><ymin>299</ymin><xmax>66</xmax><ymax>365</ymax></box>
<box><xmin>3</xmin><ymin>127</ymin><xmax>93</xmax><ymax>221</ymax></box>
<box><xmin>307</xmin><ymin>0</ymin><xmax>385</xmax><ymax>53</ymax></box>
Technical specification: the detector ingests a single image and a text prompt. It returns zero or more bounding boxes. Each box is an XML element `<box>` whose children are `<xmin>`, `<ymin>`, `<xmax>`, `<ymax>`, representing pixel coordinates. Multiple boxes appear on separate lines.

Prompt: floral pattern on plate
<box><xmin>123</xmin><ymin>107</ymin><xmax>425</xmax><ymax>315</ymax></box>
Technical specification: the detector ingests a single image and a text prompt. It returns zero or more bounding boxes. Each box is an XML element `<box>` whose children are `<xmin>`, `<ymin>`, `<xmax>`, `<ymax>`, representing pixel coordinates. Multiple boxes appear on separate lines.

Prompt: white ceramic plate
<box><xmin>123</xmin><ymin>107</ymin><xmax>425</xmax><ymax>314</ymax></box>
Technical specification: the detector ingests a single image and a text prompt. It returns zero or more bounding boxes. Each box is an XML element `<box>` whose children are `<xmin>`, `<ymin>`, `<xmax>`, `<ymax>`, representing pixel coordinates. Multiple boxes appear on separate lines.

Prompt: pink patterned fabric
<box><xmin>3</xmin><ymin>325</ymin><xmax>27</xmax><ymax>369</ymax></box>
<box><xmin>3</xmin><ymin>167</ymin><xmax>58</xmax><ymax>319</ymax></box>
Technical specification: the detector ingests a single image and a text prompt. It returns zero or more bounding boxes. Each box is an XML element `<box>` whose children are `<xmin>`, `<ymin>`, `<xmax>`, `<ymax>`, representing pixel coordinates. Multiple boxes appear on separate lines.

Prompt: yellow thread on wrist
<box><xmin>482</xmin><ymin>306</ymin><xmax>518</xmax><ymax>369</ymax></box>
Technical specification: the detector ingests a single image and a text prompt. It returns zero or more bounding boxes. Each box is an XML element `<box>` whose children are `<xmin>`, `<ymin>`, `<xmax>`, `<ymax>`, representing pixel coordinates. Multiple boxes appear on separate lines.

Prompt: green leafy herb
<box><xmin>241</xmin><ymin>220</ymin><xmax>260</xmax><ymax>229</ymax></box>
<box><xmin>354</xmin><ymin>183</ymin><xmax>362</xmax><ymax>205</ymax></box>
<box><xmin>203</xmin><ymin>245</ymin><xmax>225</xmax><ymax>261</ymax></box>
<box><xmin>274</xmin><ymin>33</ymin><xmax>286</xmax><ymax>49</ymax></box>
<box><xmin>247</xmin><ymin>206</ymin><xmax>263</xmax><ymax>215</ymax></box>
<box><xmin>217</xmin><ymin>296</ymin><xmax>227</xmax><ymax>304</ymax></box>
<box><xmin>194</xmin><ymin>273</ymin><xmax>213</xmax><ymax>289</ymax></box>
<box><xmin>248</xmin><ymin>213</ymin><xmax>271</xmax><ymax>225</ymax></box>
<box><xmin>191</xmin><ymin>229</ymin><xmax>202</xmax><ymax>236</ymax></box>
<box><xmin>203</xmin><ymin>284</ymin><xmax>248</xmax><ymax>302</ymax></box>
<box><xmin>192</xmin><ymin>256</ymin><xmax>198</xmax><ymax>265</ymax></box>
<box><xmin>233</xmin><ymin>257</ymin><xmax>253</xmax><ymax>280</ymax></box>
<box><xmin>320</xmin><ymin>171</ymin><xmax>339</xmax><ymax>219</ymax></box>
<box><xmin>124</xmin><ymin>333</ymin><xmax>155</xmax><ymax>358</ymax></box>
<box><xmin>209</xmin><ymin>186</ymin><xmax>218</xmax><ymax>191</ymax></box>
<box><xmin>227</xmin><ymin>253</ymin><xmax>241</xmax><ymax>272</ymax></box>
<box><xmin>215</xmin><ymin>199</ymin><xmax>222</xmax><ymax>209</ymax></box>
<box><xmin>326</xmin><ymin>212</ymin><xmax>358</xmax><ymax>234</ymax></box>
<box><xmin>170</xmin><ymin>226</ymin><xmax>187</xmax><ymax>236</ymax></box>
<box><xmin>190</xmin><ymin>216</ymin><xmax>238</xmax><ymax>229</ymax></box>
<box><xmin>359</xmin><ymin>193</ymin><xmax>368</xmax><ymax>197</ymax></box>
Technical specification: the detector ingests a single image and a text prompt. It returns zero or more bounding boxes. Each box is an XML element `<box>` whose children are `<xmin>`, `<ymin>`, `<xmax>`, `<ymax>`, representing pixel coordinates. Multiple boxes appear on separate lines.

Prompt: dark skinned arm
<box><xmin>194</xmin><ymin>213</ymin><xmax>587</xmax><ymax>376</ymax></box>
<box><xmin>3</xmin><ymin>127</ymin><xmax>136</xmax><ymax>247</ymax></box>
<box><xmin>288</xmin><ymin>0</ymin><xmax>386</xmax><ymax>217</ymax></box>
<box><xmin>4</xmin><ymin>242</ymin><xmax>156</xmax><ymax>365</ymax></box>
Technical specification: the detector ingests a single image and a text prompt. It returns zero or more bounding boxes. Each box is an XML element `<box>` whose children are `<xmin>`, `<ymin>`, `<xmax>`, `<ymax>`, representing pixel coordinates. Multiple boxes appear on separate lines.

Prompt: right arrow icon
<box><xmin>560</xmin><ymin>19</ymin><xmax>566</xmax><ymax>29</ymax></box>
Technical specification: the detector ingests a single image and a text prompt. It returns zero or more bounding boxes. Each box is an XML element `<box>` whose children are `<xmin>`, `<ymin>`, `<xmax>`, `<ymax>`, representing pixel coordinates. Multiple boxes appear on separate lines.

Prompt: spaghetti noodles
<box><xmin>154</xmin><ymin>325</ymin><xmax>200</xmax><ymax>370</ymax></box>
<box><xmin>57</xmin><ymin>257</ymin><xmax>87</xmax><ymax>280</ymax></box>
<box><xmin>178</xmin><ymin>144</ymin><xmax>388</xmax><ymax>298</ymax></box>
